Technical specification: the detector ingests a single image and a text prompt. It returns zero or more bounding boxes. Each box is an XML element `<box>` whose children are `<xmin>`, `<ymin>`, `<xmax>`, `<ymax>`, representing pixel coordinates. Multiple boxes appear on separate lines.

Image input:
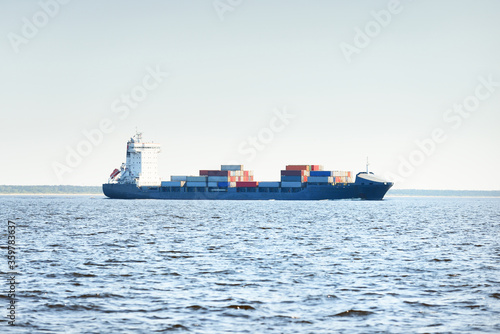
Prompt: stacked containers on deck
<box><xmin>185</xmin><ymin>175</ymin><xmax>207</xmax><ymax>187</ymax></box>
<box><xmin>331</xmin><ymin>170</ymin><xmax>352</xmax><ymax>184</ymax></box>
<box><xmin>308</xmin><ymin>170</ymin><xmax>333</xmax><ymax>184</ymax></box>
<box><xmin>198</xmin><ymin>165</ymin><xmax>254</xmax><ymax>187</ymax></box>
<box><xmin>166</xmin><ymin>164</ymin><xmax>351</xmax><ymax>189</ymax></box>
<box><xmin>281</xmin><ymin>165</ymin><xmax>312</xmax><ymax>187</ymax></box>
<box><xmin>219</xmin><ymin>165</ymin><xmax>255</xmax><ymax>187</ymax></box>
<box><xmin>306</xmin><ymin>169</ymin><xmax>353</xmax><ymax>184</ymax></box>
<box><xmin>281</xmin><ymin>169</ymin><xmax>308</xmax><ymax>182</ymax></box>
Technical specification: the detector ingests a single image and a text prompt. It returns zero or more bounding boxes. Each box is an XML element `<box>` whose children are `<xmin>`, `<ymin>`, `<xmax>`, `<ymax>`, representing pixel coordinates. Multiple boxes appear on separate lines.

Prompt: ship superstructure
<box><xmin>109</xmin><ymin>132</ymin><xmax>161</xmax><ymax>187</ymax></box>
<box><xmin>103</xmin><ymin>133</ymin><xmax>393</xmax><ymax>200</ymax></box>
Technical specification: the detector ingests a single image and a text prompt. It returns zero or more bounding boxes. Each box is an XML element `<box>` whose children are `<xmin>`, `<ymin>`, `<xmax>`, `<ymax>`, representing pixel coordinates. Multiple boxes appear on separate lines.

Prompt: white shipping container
<box><xmin>259</xmin><ymin>182</ymin><xmax>280</xmax><ymax>188</ymax></box>
<box><xmin>281</xmin><ymin>181</ymin><xmax>302</xmax><ymax>188</ymax></box>
<box><xmin>221</xmin><ymin>165</ymin><xmax>243</xmax><ymax>171</ymax></box>
<box><xmin>186</xmin><ymin>176</ymin><xmax>207</xmax><ymax>182</ymax></box>
<box><xmin>161</xmin><ymin>181</ymin><xmax>185</xmax><ymax>187</ymax></box>
<box><xmin>185</xmin><ymin>181</ymin><xmax>207</xmax><ymax>187</ymax></box>
<box><xmin>171</xmin><ymin>175</ymin><xmax>187</xmax><ymax>181</ymax></box>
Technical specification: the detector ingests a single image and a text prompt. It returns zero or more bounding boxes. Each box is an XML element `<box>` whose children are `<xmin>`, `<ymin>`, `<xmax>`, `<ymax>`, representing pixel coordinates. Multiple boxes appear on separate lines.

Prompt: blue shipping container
<box><xmin>310</xmin><ymin>171</ymin><xmax>332</xmax><ymax>176</ymax></box>
<box><xmin>218</xmin><ymin>182</ymin><xmax>231</xmax><ymax>187</ymax></box>
<box><xmin>258</xmin><ymin>182</ymin><xmax>280</xmax><ymax>188</ymax></box>
<box><xmin>281</xmin><ymin>175</ymin><xmax>303</xmax><ymax>182</ymax></box>
<box><xmin>307</xmin><ymin>176</ymin><xmax>333</xmax><ymax>183</ymax></box>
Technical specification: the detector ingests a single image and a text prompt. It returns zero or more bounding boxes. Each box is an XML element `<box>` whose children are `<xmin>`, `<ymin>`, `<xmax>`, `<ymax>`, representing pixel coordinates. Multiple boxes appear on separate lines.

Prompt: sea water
<box><xmin>0</xmin><ymin>196</ymin><xmax>499</xmax><ymax>333</ymax></box>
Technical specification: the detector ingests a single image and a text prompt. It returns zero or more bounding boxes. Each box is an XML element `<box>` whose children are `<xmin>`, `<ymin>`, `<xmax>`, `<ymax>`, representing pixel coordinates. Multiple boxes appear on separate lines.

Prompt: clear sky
<box><xmin>1</xmin><ymin>0</ymin><xmax>499</xmax><ymax>190</ymax></box>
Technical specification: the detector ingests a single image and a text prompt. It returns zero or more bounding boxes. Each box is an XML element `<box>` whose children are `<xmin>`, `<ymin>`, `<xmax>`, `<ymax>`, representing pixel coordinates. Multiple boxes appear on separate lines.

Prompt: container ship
<box><xmin>103</xmin><ymin>133</ymin><xmax>393</xmax><ymax>200</ymax></box>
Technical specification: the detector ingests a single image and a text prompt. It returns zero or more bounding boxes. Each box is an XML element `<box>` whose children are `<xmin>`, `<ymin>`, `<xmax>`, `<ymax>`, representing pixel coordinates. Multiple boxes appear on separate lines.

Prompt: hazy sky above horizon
<box><xmin>1</xmin><ymin>0</ymin><xmax>499</xmax><ymax>190</ymax></box>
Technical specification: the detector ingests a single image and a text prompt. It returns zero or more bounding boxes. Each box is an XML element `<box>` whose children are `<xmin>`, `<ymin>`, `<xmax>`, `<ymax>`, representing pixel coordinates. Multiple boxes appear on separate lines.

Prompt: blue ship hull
<box><xmin>103</xmin><ymin>178</ymin><xmax>393</xmax><ymax>201</ymax></box>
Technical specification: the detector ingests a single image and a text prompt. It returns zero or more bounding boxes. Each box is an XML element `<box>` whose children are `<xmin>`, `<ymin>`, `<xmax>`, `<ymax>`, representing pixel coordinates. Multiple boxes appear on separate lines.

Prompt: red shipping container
<box><xmin>286</xmin><ymin>165</ymin><xmax>310</xmax><ymax>171</ymax></box>
<box><xmin>236</xmin><ymin>181</ymin><xmax>259</xmax><ymax>187</ymax></box>
<box><xmin>244</xmin><ymin>171</ymin><xmax>249</xmax><ymax>177</ymax></box>
<box><xmin>303</xmin><ymin>176</ymin><xmax>308</xmax><ymax>182</ymax></box>
<box><xmin>310</xmin><ymin>165</ymin><xmax>322</xmax><ymax>171</ymax></box>
<box><xmin>230</xmin><ymin>176</ymin><xmax>236</xmax><ymax>182</ymax></box>
<box><xmin>199</xmin><ymin>170</ymin><xmax>210</xmax><ymax>176</ymax></box>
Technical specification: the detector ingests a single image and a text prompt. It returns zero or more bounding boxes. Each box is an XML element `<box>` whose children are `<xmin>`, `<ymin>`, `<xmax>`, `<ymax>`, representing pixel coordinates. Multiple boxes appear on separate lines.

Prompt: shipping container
<box><xmin>236</xmin><ymin>181</ymin><xmax>258</xmax><ymax>187</ymax></box>
<box><xmin>207</xmin><ymin>170</ymin><xmax>230</xmax><ymax>176</ymax></box>
<box><xmin>258</xmin><ymin>182</ymin><xmax>280</xmax><ymax>188</ymax></box>
<box><xmin>186</xmin><ymin>176</ymin><xmax>207</xmax><ymax>182</ymax></box>
<box><xmin>171</xmin><ymin>175</ymin><xmax>187</xmax><ymax>181</ymax></box>
<box><xmin>161</xmin><ymin>181</ymin><xmax>185</xmax><ymax>187</ymax></box>
<box><xmin>310</xmin><ymin>165</ymin><xmax>323</xmax><ymax>171</ymax></box>
<box><xmin>281</xmin><ymin>170</ymin><xmax>309</xmax><ymax>176</ymax></box>
<box><xmin>185</xmin><ymin>181</ymin><xmax>207</xmax><ymax>187</ymax></box>
<box><xmin>221</xmin><ymin>165</ymin><xmax>243</xmax><ymax>171</ymax></box>
<box><xmin>217</xmin><ymin>182</ymin><xmax>230</xmax><ymax>188</ymax></box>
<box><xmin>200</xmin><ymin>170</ymin><xmax>234</xmax><ymax>176</ymax></box>
<box><xmin>335</xmin><ymin>176</ymin><xmax>348</xmax><ymax>183</ymax></box>
<box><xmin>281</xmin><ymin>175</ymin><xmax>304</xmax><ymax>182</ymax></box>
<box><xmin>310</xmin><ymin>171</ymin><xmax>332</xmax><ymax>177</ymax></box>
<box><xmin>307</xmin><ymin>176</ymin><xmax>333</xmax><ymax>183</ymax></box>
<box><xmin>280</xmin><ymin>181</ymin><xmax>303</xmax><ymax>188</ymax></box>
<box><xmin>286</xmin><ymin>165</ymin><xmax>310</xmax><ymax>171</ymax></box>
<box><xmin>207</xmin><ymin>176</ymin><xmax>230</xmax><ymax>182</ymax></box>
<box><xmin>207</xmin><ymin>182</ymin><xmax>218</xmax><ymax>187</ymax></box>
